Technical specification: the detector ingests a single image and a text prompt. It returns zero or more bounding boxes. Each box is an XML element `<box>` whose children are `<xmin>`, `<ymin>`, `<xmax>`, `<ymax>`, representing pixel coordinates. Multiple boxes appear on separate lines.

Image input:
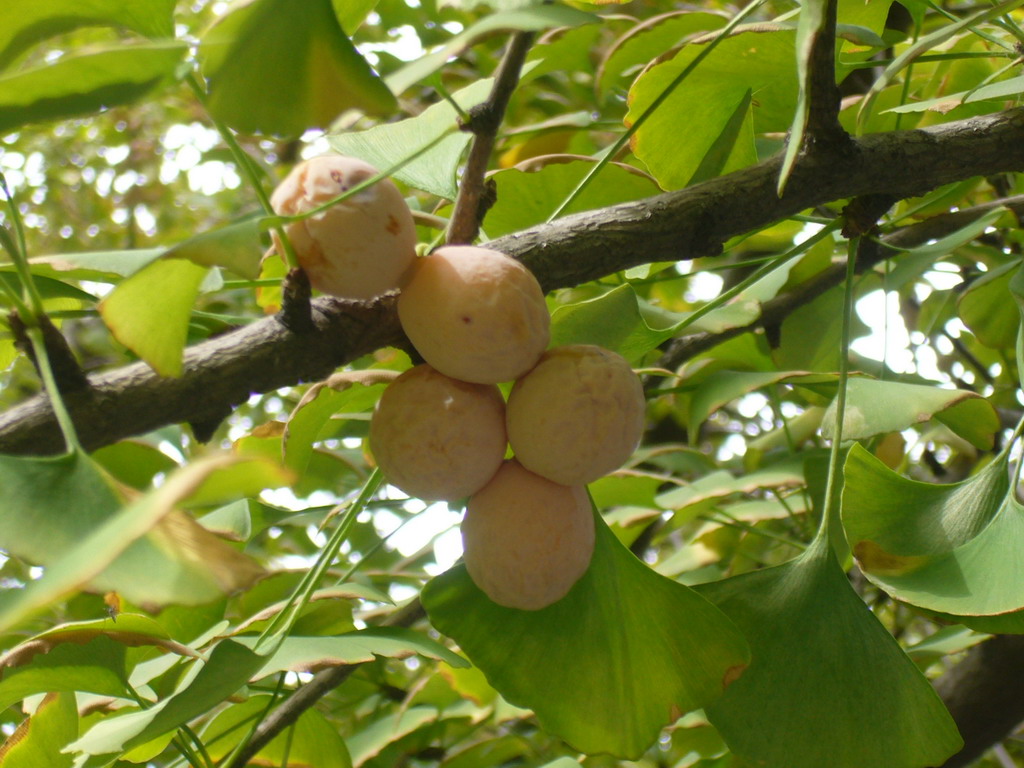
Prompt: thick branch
<box><xmin>1</xmin><ymin>108</ymin><xmax>1023</xmax><ymax>455</ymax></box>
<box><xmin>936</xmin><ymin>635</ymin><xmax>1024</xmax><ymax>768</ymax></box>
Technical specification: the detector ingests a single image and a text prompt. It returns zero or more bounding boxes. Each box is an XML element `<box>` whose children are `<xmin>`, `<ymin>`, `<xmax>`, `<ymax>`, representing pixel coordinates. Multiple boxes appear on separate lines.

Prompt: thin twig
<box><xmin>446</xmin><ymin>31</ymin><xmax>536</xmax><ymax>244</ymax></box>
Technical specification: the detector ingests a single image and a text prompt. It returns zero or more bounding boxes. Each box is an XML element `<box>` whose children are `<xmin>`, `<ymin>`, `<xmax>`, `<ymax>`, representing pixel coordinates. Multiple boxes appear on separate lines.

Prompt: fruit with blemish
<box><xmin>462</xmin><ymin>459</ymin><xmax>594</xmax><ymax>610</ymax></box>
<box><xmin>369</xmin><ymin>364</ymin><xmax>507</xmax><ymax>501</ymax></box>
<box><xmin>270</xmin><ymin>154</ymin><xmax>417</xmax><ymax>300</ymax></box>
<box><xmin>506</xmin><ymin>344</ymin><xmax>645</xmax><ymax>486</ymax></box>
<box><xmin>397</xmin><ymin>245</ymin><xmax>550</xmax><ymax>384</ymax></box>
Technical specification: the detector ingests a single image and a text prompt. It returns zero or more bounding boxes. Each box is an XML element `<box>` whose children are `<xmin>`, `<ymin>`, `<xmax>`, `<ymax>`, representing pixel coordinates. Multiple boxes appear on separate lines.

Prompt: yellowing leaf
<box><xmin>99</xmin><ymin>258</ymin><xmax>208</xmax><ymax>378</ymax></box>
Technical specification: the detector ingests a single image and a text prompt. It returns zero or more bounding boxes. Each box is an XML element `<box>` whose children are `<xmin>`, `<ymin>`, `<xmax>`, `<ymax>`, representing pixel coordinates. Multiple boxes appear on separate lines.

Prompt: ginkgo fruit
<box><xmin>397</xmin><ymin>245</ymin><xmax>550</xmax><ymax>384</ymax></box>
<box><xmin>506</xmin><ymin>344</ymin><xmax>645</xmax><ymax>486</ymax></box>
<box><xmin>369</xmin><ymin>364</ymin><xmax>506</xmax><ymax>501</ymax></box>
<box><xmin>271</xmin><ymin>154</ymin><xmax>417</xmax><ymax>300</ymax></box>
<box><xmin>461</xmin><ymin>459</ymin><xmax>594</xmax><ymax>610</ymax></box>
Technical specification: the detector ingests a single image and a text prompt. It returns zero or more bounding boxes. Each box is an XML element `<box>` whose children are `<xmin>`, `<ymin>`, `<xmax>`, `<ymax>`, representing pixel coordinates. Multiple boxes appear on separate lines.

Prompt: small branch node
<box><xmin>277</xmin><ymin>267</ymin><xmax>315</xmax><ymax>334</ymax></box>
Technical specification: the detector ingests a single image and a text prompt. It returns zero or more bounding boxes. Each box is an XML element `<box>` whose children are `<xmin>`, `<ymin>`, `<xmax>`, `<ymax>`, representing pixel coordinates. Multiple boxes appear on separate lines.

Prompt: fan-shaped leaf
<box><xmin>98</xmin><ymin>258</ymin><xmax>210</xmax><ymax>378</ymax></box>
<box><xmin>422</xmin><ymin>511</ymin><xmax>750</xmax><ymax>759</ymax></box>
<box><xmin>67</xmin><ymin>639</ymin><xmax>264</xmax><ymax>758</ymax></box>
<box><xmin>203</xmin><ymin>694</ymin><xmax>352</xmax><ymax>768</ymax></box>
<box><xmin>820</xmin><ymin>377</ymin><xmax>999</xmax><ymax>450</ymax></box>
<box><xmin>0</xmin><ymin>42</ymin><xmax>185</xmax><ymax>134</ymax></box>
<box><xmin>199</xmin><ymin>0</ymin><xmax>395</xmax><ymax>136</ymax></box>
<box><xmin>0</xmin><ymin>0</ymin><xmax>176</xmax><ymax>70</ymax></box>
<box><xmin>627</xmin><ymin>29</ymin><xmax>796</xmax><ymax>189</ymax></box>
<box><xmin>331</xmin><ymin>79</ymin><xmax>491</xmax><ymax>200</ymax></box>
<box><xmin>842</xmin><ymin>446</ymin><xmax>1024</xmax><ymax>616</ymax></box>
<box><xmin>697</xmin><ymin>536</ymin><xmax>962</xmax><ymax>768</ymax></box>
<box><xmin>0</xmin><ymin>691</ymin><xmax>77</xmax><ymax>767</ymax></box>
<box><xmin>0</xmin><ymin>453</ymin><xmax>281</xmax><ymax>630</ymax></box>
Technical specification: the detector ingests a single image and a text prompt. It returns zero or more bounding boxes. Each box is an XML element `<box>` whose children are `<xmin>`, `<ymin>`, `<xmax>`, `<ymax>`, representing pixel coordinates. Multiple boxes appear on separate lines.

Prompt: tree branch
<box><xmin>936</xmin><ymin>634</ymin><xmax>1024</xmax><ymax>768</ymax></box>
<box><xmin>656</xmin><ymin>193</ymin><xmax>1024</xmax><ymax>371</ymax></box>
<box><xmin>447</xmin><ymin>30</ymin><xmax>535</xmax><ymax>244</ymax></box>
<box><xmin>1</xmin><ymin>108</ymin><xmax>1023</xmax><ymax>455</ymax></box>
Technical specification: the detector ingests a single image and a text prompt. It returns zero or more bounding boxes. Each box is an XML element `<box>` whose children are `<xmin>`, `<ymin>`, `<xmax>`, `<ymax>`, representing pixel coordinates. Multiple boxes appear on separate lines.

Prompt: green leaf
<box><xmin>0</xmin><ymin>42</ymin><xmax>186</xmax><ymax>134</ymax></box>
<box><xmin>238</xmin><ymin>627</ymin><xmax>467</xmax><ymax>677</ymax></box>
<box><xmin>844</xmin><ymin>445</ymin><xmax>1008</xmax><ymax>556</ymax></box>
<box><xmin>837</xmin><ymin>0</ymin><xmax>893</xmax><ymax>35</ymax></box>
<box><xmin>98</xmin><ymin>258</ymin><xmax>209</xmax><ymax>378</ymax></box>
<box><xmin>0</xmin><ymin>0</ymin><xmax>175</xmax><ymax>70</ymax></box>
<box><xmin>1009</xmin><ymin>262</ymin><xmax>1024</xmax><ymax>388</ymax></box>
<box><xmin>842</xmin><ymin>446</ymin><xmax>1024</xmax><ymax>616</ymax></box>
<box><xmin>0</xmin><ymin>272</ymin><xmax>97</xmax><ymax>304</ymax></box>
<box><xmin>697</xmin><ymin>536</ymin><xmax>963</xmax><ymax>768</ymax></box>
<box><xmin>655</xmin><ymin>458</ymin><xmax>807</xmax><ymax>518</ymax></box>
<box><xmin>686</xmin><ymin>370</ymin><xmax>836</xmax><ymax>437</ymax></box>
<box><xmin>199</xmin><ymin>0</ymin><xmax>395</xmax><ymax>136</ymax></box>
<box><xmin>422</xmin><ymin>511</ymin><xmax>750</xmax><ymax>759</ymax></box>
<box><xmin>346</xmin><ymin>703</ymin><xmax>479</xmax><ymax>766</ymax></box>
<box><xmin>778</xmin><ymin>0</ymin><xmax>828</xmax><ymax>195</ymax></box>
<box><xmin>856</xmin><ymin>0</ymin><xmax>1024</xmax><ymax>128</ymax></box>
<box><xmin>27</xmin><ymin>249</ymin><xmax>164</xmax><ymax>283</ymax></box>
<box><xmin>0</xmin><ymin>636</ymin><xmax>127</xmax><ymax>714</ymax></box>
<box><xmin>597</xmin><ymin>12</ymin><xmax>727</xmax><ymax>99</ymax></box>
<box><xmin>67</xmin><ymin>639</ymin><xmax>264</xmax><ymax>758</ymax></box>
<box><xmin>689</xmin><ymin>88</ymin><xmax>753</xmax><ymax>186</ymax></box>
<box><xmin>0</xmin><ymin>453</ymin><xmax>275</xmax><ymax>631</ymax></box>
<box><xmin>330</xmin><ymin>79</ymin><xmax>492</xmax><ymax>200</ymax></box>
<box><xmin>820</xmin><ymin>377</ymin><xmax>1000</xmax><ymax>450</ymax></box>
<box><xmin>773</xmin><ymin>284</ymin><xmax>868</xmax><ymax>371</ymax></box>
<box><xmin>958</xmin><ymin>259</ymin><xmax>1022</xmax><ymax>350</ymax></box>
<box><xmin>283</xmin><ymin>381</ymin><xmax>388</xmax><ymax>476</ymax></box>
<box><xmin>0</xmin><ymin>691</ymin><xmax>78</xmax><ymax>768</ymax></box>
<box><xmin>334</xmin><ymin>0</ymin><xmax>379</xmax><ymax>35</ymax></box>
<box><xmin>484</xmin><ymin>160</ymin><xmax>659</xmax><ymax>239</ymax></box>
<box><xmin>549</xmin><ymin>284</ymin><xmax>682</xmax><ymax>361</ymax></box>
<box><xmin>627</xmin><ymin>29</ymin><xmax>795</xmax><ymax>189</ymax></box>
<box><xmin>885</xmin><ymin>75</ymin><xmax>1024</xmax><ymax>114</ymax></box>
<box><xmin>163</xmin><ymin>216</ymin><xmax>265</xmax><ymax>280</ymax></box>
<box><xmin>964</xmin><ymin>73</ymin><xmax>1024</xmax><ymax>103</ymax></box>
<box><xmin>385</xmin><ymin>6</ymin><xmax>598</xmax><ymax>95</ymax></box>
<box><xmin>203</xmin><ymin>694</ymin><xmax>352</xmax><ymax>768</ymax></box>
<box><xmin>549</xmin><ymin>262</ymin><xmax>797</xmax><ymax>362</ymax></box>
<box><xmin>905</xmin><ymin>624</ymin><xmax>990</xmax><ymax>668</ymax></box>
<box><xmin>91</xmin><ymin>440</ymin><xmax>178</xmax><ymax>491</ymax></box>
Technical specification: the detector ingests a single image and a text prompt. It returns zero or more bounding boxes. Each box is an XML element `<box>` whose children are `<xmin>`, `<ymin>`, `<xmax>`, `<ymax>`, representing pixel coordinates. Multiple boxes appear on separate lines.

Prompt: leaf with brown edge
<box><xmin>0</xmin><ymin>454</ymin><xmax>285</xmax><ymax>632</ymax></box>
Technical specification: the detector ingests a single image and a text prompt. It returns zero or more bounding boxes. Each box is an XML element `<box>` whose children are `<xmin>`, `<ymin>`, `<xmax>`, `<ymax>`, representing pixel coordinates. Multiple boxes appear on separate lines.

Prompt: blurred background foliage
<box><xmin>0</xmin><ymin>0</ymin><xmax>1023</xmax><ymax>766</ymax></box>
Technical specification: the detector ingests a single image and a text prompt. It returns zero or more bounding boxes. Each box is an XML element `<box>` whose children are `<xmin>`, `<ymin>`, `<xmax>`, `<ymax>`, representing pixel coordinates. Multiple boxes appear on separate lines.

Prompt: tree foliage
<box><xmin>1</xmin><ymin>0</ymin><xmax>1024</xmax><ymax>766</ymax></box>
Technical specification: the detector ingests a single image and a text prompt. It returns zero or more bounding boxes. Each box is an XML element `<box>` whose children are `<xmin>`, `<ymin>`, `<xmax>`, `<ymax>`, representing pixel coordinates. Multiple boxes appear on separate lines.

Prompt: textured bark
<box><xmin>936</xmin><ymin>635</ymin><xmax>1024</xmax><ymax>768</ymax></box>
<box><xmin>1</xmin><ymin>108</ymin><xmax>1023</xmax><ymax>456</ymax></box>
<box><xmin>0</xmin><ymin>297</ymin><xmax>405</xmax><ymax>455</ymax></box>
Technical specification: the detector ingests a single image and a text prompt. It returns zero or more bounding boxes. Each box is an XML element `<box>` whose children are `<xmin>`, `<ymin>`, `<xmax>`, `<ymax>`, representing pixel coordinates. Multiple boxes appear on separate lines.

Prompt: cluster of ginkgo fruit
<box><xmin>272</xmin><ymin>154</ymin><xmax>646</xmax><ymax>610</ymax></box>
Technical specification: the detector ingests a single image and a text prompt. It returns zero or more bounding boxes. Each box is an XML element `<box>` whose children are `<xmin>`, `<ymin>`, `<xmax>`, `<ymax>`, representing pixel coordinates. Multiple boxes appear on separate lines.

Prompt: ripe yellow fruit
<box><xmin>369</xmin><ymin>364</ymin><xmax>506</xmax><ymax>501</ymax></box>
<box><xmin>462</xmin><ymin>460</ymin><xmax>594</xmax><ymax>610</ymax></box>
<box><xmin>270</xmin><ymin>154</ymin><xmax>417</xmax><ymax>300</ymax></box>
<box><xmin>506</xmin><ymin>344</ymin><xmax>645</xmax><ymax>486</ymax></box>
<box><xmin>397</xmin><ymin>245</ymin><xmax>550</xmax><ymax>384</ymax></box>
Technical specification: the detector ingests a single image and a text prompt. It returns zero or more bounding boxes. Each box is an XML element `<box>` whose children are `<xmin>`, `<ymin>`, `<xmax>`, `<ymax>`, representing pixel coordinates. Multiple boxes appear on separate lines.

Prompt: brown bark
<box><xmin>2</xmin><ymin>107</ymin><xmax>1022</xmax><ymax>456</ymax></box>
